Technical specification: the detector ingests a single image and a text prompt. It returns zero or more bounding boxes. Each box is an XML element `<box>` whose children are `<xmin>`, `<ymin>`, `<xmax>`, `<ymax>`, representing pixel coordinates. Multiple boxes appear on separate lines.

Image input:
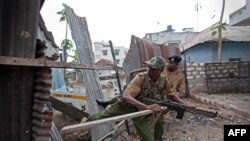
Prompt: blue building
<box><xmin>180</xmin><ymin>24</ymin><xmax>250</xmax><ymax>63</ymax></box>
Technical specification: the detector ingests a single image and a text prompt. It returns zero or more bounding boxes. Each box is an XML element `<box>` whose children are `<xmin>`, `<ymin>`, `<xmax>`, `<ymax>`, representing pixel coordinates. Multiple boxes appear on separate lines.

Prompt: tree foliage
<box><xmin>57</xmin><ymin>7</ymin><xmax>67</xmax><ymax>22</ymax></box>
<box><xmin>57</xmin><ymin>4</ymin><xmax>78</xmax><ymax>64</ymax></box>
<box><xmin>61</xmin><ymin>39</ymin><xmax>74</xmax><ymax>52</ymax></box>
<box><xmin>210</xmin><ymin>23</ymin><xmax>227</xmax><ymax>37</ymax></box>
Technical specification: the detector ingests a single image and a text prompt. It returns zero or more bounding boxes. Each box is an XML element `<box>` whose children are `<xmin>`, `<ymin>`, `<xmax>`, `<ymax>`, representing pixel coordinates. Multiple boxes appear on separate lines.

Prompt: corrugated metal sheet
<box><xmin>32</xmin><ymin>40</ymin><xmax>54</xmax><ymax>141</ymax></box>
<box><xmin>65</xmin><ymin>4</ymin><xmax>113</xmax><ymax>140</ymax></box>
<box><xmin>49</xmin><ymin>122</ymin><xmax>63</xmax><ymax>141</ymax></box>
<box><xmin>181</xmin><ymin>23</ymin><xmax>250</xmax><ymax>51</ymax></box>
<box><xmin>0</xmin><ymin>0</ymin><xmax>41</xmax><ymax>140</ymax></box>
<box><xmin>37</xmin><ymin>14</ymin><xmax>64</xmax><ymax>141</ymax></box>
<box><xmin>123</xmin><ymin>35</ymin><xmax>180</xmax><ymax>73</ymax></box>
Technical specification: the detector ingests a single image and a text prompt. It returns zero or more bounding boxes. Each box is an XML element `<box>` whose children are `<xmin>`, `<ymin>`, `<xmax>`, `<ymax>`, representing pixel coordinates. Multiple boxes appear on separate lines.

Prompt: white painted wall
<box><xmin>94</xmin><ymin>41</ymin><xmax>128</xmax><ymax>98</ymax></box>
<box><xmin>229</xmin><ymin>0</ymin><xmax>250</xmax><ymax>26</ymax></box>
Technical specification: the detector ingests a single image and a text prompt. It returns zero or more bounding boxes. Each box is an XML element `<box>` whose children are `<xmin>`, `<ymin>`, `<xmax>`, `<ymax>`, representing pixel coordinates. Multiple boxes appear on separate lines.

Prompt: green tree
<box><xmin>60</xmin><ymin>39</ymin><xmax>74</xmax><ymax>62</ymax></box>
<box><xmin>57</xmin><ymin>5</ymin><xmax>70</xmax><ymax>62</ymax></box>
<box><xmin>57</xmin><ymin>4</ymin><xmax>78</xmax><ymax>63</ymax></box>
<box><xmin>57</xmin><ymin>4</ymin><xmax>78</xmax><ymax>84</ymax></box>
<box><xmin>210</xmin><ymin>0</ymin><xmax>225</xmax><ymax>62</ymax></box>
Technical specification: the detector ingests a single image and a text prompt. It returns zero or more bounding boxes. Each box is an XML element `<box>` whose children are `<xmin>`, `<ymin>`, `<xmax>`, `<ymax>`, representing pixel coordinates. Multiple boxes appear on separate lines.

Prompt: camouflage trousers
<box><xmin>88</xmin><ymin>101</ymin><xmax>164</xmax><ymax>141</ymax></box>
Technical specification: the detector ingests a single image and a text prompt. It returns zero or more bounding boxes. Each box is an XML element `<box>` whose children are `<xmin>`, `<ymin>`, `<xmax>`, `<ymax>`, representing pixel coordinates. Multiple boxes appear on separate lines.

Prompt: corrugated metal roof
<box><xmin>180</xmin><ymin>23</ymin><xmax>250</xmax><ymax>51</ymax></box>
<box><xmin>95</xmin><ymin>59</ymin><xmax>114</xmax><ymax>66</ymax></box>
<box><xmin>123</xmin><ymin>35</ymin><xmax>180</xmax><ymax>73</ymax></box>
<box><xmin>38</xmin><ymin>14</ymin><xmax>60</xmax><ymax>58</ymax></box>
<box><xmin>38</xmin><ymin>14</ymin><xmax>59</xmax><ymax>49</ymax></box>
<box><xmin>95</xmin><ymin>59</ymin><xmax>122</xmax><ymax>69</ymax></box>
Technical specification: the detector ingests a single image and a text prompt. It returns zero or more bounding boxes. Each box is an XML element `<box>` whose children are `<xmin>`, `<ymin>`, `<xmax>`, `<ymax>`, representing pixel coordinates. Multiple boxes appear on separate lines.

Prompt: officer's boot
<box><xmin>96</xmin><ymin>99</ymin><xmax>110</xmax><ymax>108</ymax></box>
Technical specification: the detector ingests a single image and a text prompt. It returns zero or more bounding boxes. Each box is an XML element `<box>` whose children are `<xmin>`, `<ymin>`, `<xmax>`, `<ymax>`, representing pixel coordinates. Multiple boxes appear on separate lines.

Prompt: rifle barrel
<box><xmin>185</xmin><ymin>107</ymin><xmax>218</xmax><ymax>118</ymax></box>
<box><xmin>143</xmin><ymin>98</ymin><xmax>218</xmax><ymax>118</ymax></box>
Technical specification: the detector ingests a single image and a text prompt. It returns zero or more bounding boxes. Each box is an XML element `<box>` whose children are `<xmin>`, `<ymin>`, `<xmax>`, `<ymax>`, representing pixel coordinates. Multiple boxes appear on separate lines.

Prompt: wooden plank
<box><xmin>50</xmin><ymin>91</ymin><xmax>88</xmax><ymax>100</ymax></box>
<box><xmin>49</xmin><ymin>96</ymin><xmax>89</xmax><ymax>121</ymax></box>
<box><xmin>60</xmin><ymin>109</ymin><xmax>154</xmax><ymax>134</ymax></box>
<box><xmin>0</xmin><ymin>56</ymin><xmax>114</xmax><ymax>70</ymax></box>
<box><xmin>98</xmin><ymin>120</ymin><xmax>134</xmax><ymax>141</ymax></box>
<box><xmin>99</xmin><ymin>74</ymin><xmax>127</xmax><ymax>80</ymax></box>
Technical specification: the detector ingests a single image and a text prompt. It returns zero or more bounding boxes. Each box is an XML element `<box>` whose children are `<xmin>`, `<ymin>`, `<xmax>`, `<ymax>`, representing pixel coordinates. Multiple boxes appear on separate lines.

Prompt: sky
<box><xmin>41</xmin><ymin>0</ymin><xmax>246</xmax><ymax>49</ymax></box>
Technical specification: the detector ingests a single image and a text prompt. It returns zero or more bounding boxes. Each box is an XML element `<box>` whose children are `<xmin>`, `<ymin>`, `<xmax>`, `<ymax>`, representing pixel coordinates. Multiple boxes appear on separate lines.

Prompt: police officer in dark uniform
<box><xmin>162</xmin><ymin>55</ymin><xmax>186</xmax><ymax>98</ymax></box>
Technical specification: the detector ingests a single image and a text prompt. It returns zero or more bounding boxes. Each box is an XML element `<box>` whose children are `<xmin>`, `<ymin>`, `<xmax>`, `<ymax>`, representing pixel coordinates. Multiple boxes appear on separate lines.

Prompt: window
<box><xmin>229</xmin><ymin>58</ymin><xmax>241</xmax><ymax>62</ymax></box>
<box><xmin>168</xmin><ymin>43</ymin><xmax>179</xmax><ymax>47</ymax></box>
<box><xmin>102</xmin><ymin>50</ymin><xmax>108</xmax><ymax>55</ymax></box>
<box><xmin>116</xmin><ymin>59</ymin><xmax>120</xmax><ymax>65</ymax></box>
<box><xmin>95</xmin><ymin>47</ymin><xmax>101</xmax><ymax>51</ymax></box>
<box><xmin>114</xmin><ymin>49</ymin><xmax>120</xmax><ymax>55</ymax></box>
<box><xmin>103</xmin><ymin>45</ymin><xmax>110</xmax><ymax>47</ymax></box>
<box><xmin>107</xmin><ymin>81</ymin><xmax>114</xmax><ymax>87</ymax></box>
<box><xmin>114</xmin><ymin>81</ymin><xmax>118</xmax><ymax>87</ymax></box>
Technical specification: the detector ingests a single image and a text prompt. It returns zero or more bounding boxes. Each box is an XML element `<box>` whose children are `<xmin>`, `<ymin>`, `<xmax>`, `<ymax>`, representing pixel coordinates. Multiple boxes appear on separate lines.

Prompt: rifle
<box><xmin>143</xmin><ymin>98</ymin><xmax>218</xmax><ymax>119</ymax></box>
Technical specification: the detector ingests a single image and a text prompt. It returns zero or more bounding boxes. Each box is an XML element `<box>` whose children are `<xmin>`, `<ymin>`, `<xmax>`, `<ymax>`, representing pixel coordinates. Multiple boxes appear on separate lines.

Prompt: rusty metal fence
<box><xmin>205</xmin><ymin>61</ymin><xmax>250</xmax><ymax>94</ymax></box>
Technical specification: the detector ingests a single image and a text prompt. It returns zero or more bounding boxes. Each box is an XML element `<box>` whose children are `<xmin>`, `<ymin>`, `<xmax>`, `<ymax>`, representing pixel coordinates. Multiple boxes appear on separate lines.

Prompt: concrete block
<box><xmin>195</xmin><ymin>75</ymin><xmax>201</xmax><ymax>78</ymax></box>
<box><xmin>196</xmin><ymin>83</ymin><xmax>204</xmax><ymax>87</ymax></box>
<box><xmin>196</xmin><ymin>67</ymin><xmax>202</xmax><ymax>71</ymax></box>
<box><xmin>187</xmin><ymin>67</ymin><xmax>195</xmax><ymax>71</ymax></box>
<box><xmin>192</xmin><ymin>71</ymin><xmax>198</xmax><ymax>75</ymax></box>
<box><xmin>199</xmin><ymin>71</ymin><xmax>205</xmax><ymax>75</ymax></box>
<box><xmin>187</xmin><ymin>63</ymin><xmax>192</xmax><ymax>67</ymax></box>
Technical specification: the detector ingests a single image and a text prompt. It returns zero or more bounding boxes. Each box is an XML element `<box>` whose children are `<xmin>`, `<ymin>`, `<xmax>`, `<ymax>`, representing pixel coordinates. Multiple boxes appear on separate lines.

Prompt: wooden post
<box><xmin>108</xmin><ymin>40</ymin><xmax>123</xmax><ymax>94</ymax></box>
<box><xmin>109</xmin><ymin>40</ymin><xmax>131</xmax><ymax>135</ymax></box>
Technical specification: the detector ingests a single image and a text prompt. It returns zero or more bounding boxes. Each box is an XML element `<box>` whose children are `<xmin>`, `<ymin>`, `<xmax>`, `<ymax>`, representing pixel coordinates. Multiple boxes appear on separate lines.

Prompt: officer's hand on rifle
<box><xmin>182</xmin><ymin>100</ymin><xmax>197</xmax><ymax>109</ymax></box>
<box><xmin>146</xmin><ymin>104</ymin><xmax>162</xmax><ymax>112</ymax></box>
<box><xmin>187</xmin><ymin>104</ymin><xmax>196</xmax><ymax>109</ymax></box>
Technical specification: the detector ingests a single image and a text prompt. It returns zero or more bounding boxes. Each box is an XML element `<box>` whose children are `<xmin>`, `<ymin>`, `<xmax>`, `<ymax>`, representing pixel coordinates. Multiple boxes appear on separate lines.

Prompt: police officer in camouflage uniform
<box><xmin>88</xmin><ymin>56</ymin><xmax>190</xmax><ymax>141</ymax></box>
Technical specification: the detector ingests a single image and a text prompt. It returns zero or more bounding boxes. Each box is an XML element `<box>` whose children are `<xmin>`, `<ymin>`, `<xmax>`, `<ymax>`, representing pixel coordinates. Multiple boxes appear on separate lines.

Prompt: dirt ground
<box><xmin>54</xmin><ymin>97</ymin><xmax>250</xmax><ymax>141</ymax></box>
<box><xmin>129</xmin><ymin>98</ymin><xmax>250</xmax><ymax>141</ymax></box>
<box><xmin>160</xmin><ymin>98</ymin><xmax>249</xmax><ymax>141</ymax></box>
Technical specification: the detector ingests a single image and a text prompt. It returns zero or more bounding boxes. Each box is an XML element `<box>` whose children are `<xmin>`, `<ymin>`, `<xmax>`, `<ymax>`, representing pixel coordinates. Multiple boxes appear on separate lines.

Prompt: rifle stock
<box><xmin>143</xmin><ymin>98</ymin><xmax>218</xmax><ymax>119</ymax></box>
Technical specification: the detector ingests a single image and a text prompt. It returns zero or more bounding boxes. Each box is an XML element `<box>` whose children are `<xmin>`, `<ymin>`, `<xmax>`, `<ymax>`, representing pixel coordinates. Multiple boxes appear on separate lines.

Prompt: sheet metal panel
<box><xmin>123</xmin><ymin>35</ymin><xmax>180</xmax><ymax>73</ymax></box>
<box><xmin>0</xmin><ymin>0</ymin><xmax>41</xmax><ymax>140</ymax></box>
<box><xmin>65</xmin><ymin>4</ymin><xmax>113</xmax><ymax>140</ymax></box>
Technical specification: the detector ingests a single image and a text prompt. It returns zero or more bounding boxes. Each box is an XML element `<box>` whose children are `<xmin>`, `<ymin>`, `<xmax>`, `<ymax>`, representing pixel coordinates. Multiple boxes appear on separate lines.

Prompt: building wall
<box><xmin>222</xmin><ymin>42</ymin><xmax>250</xmax><ymax>61</ymax></box>
<box><xmin>94</xmin><ymin>41</ymin><xmax>128</xmax><ymax>98</ymax></box>
<box><xmin>186</xmin><ymin>62</ymin><xmax>207</xmax><ymax>93</ymax></box>
<box><xmin>186</xmin><ymin>61</ymin><xmax>250</xmax><ymax>94</ymax></box>
<box><xmin>229</xmin><ymin>0</ymin><xmax>250</xmax><ymax>26</ymax></box>
<box><xmin>184</xmin><ymin>42</ymin><xmax>216</xmax><ymax>63</ymax></box>
<box><xmin>145</xmin><ymin>31</ymin><xmax>197</xmax><ymax>47</ymax></box>
<box><xmin>94</xmin><ymin>41</ymin><xmax>128</xmax><ymax>67</ymax></box>
<box><xmin>184</xmin><ymin>42</ymin><xmax>250</xmax><ymax>63</ymax></box>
